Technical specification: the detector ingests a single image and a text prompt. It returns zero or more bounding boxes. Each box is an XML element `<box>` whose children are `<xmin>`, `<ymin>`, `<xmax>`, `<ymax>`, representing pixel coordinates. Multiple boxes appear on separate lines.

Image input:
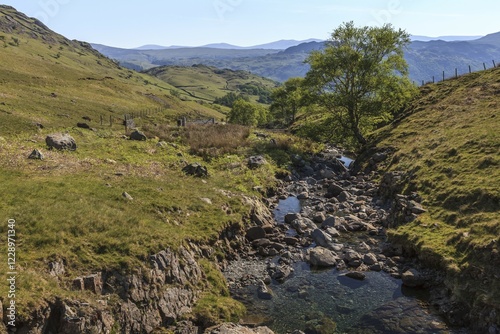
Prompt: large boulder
<box><xmin>130</xmin><ymin>130</ymin><xmax>147</xmax><ymax>141</ymax></box>
<box><xmin>46</xmin><ymin>133</ymin><xmax>77</xmax><ymax>151</ymax></box>
<box><xmin>309</xmin><ymin>247</ymin><xmax>339</xmax><ymax>267</ymax></box>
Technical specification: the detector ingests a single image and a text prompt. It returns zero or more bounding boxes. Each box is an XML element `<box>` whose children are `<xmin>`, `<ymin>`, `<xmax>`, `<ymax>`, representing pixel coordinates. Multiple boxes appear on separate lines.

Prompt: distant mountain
<box><xmin>134</xmin><ymin>44</ymin><xmax>170</xmax><ymax>50</ymax></box>
<box><xmin>411</xmin><ymin>35</ymin><xmax>483</xmax><ymax>42</ymax></box>
<box><xmin>95</xmin><ymin>32</ymin><xmax>500</xmax><ymax>83</ymax></box>
<box><xmin>469</xmin><ymin>32</ymin><xmax>500</xmax><ymax>47</ymax></box>
<box><xmin>250</xmin><ymin>39</ymin><xmax>323</xmax><ymax>50</ymax></box>
<box><xmin>129</xmin><ymin>39</ymin><xmax>324</xmax><ymax>51</ymax></box>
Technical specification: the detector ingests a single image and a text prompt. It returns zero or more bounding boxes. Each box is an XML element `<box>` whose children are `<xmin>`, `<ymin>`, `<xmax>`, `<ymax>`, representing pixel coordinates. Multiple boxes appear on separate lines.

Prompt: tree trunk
<box><xmin>352</xmin><ymin>124</ymin><xmax>367</xmax><ymax>145</ymax></box>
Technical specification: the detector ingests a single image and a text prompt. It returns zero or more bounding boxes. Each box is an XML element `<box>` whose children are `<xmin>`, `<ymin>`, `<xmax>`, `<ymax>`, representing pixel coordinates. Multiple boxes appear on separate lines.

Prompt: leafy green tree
<box><xmin>228</xmin><ymin>99</ymin><xmax>270</xmax><ymax>126</ymax></box>
<box><xmin>270</xmin><ymin>77</ymin><xmax>307</xmax><ymax>125</ymax></box>
<box><xmin>305</xmin><ymin>22</ymin><xmax>417</xmax><ymax>145</ymax></box>
<box><xmin>214</xmin><ymin>92</ymin><xmax>248</xmax><ymax>108</ymax></box>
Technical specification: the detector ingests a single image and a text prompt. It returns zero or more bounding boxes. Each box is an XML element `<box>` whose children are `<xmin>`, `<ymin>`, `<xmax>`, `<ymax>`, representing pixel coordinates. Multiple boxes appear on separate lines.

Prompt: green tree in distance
<box><xmin>270</xmin><ymin>77</ymin><xmax>308</xmax><ymax>126</ymax></box>
<box><xmin>305</xmin><ymin>21</ymin><xmax>417</xmax><ymax>146</ymax></box>
<box><xmin>228</xmin><ymin>98</ymin><xmax>268</xmax><ymax>126</ymax></box>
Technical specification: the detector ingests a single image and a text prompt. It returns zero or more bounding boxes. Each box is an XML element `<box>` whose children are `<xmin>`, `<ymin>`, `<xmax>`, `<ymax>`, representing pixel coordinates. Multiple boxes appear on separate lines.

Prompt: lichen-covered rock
<box><xmin>309</xmin><ymin>247</ymin><xmax>339</xmax><ymax>267</ymax></box>
<box><xmin>205</xmin><ymin>323</ymin><xmax>275</xmax><ymax>334</ymax></box>
<box><xmin>28</xmin><ymin>148</ymin><xmax>44</xmax><ymax>160</ymax></box>
<box><xmin>46</xmin><ymin>133</ymin><xmax>77</xmax><ymax>150</ymax></box>
<box><xmin>248</xmin><ymin>155</ymin><xmax>267</xmax><ymax>169</ymax></box>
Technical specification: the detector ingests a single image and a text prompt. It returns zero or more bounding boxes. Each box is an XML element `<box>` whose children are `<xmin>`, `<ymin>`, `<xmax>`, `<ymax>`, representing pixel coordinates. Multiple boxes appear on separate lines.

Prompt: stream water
<box><xmin>228</xmin><ymin>196</ymin><xmax>469</xmax><ymax>334</ymax></box>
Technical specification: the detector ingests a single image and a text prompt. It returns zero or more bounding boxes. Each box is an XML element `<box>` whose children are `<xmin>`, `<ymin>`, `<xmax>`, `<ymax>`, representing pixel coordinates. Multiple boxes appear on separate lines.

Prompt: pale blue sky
<box><xmin>3</xmin><ymin>1</ymin><xmax>500</xmax><ymax>48</ymax></box>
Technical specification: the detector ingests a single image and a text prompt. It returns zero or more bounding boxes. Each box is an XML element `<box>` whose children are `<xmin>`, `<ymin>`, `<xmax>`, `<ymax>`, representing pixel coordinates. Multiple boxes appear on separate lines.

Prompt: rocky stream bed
<box><xmin>220</xmin><ymin>147</ymin><xmax>471</xmax><ymax>334</ymax></box>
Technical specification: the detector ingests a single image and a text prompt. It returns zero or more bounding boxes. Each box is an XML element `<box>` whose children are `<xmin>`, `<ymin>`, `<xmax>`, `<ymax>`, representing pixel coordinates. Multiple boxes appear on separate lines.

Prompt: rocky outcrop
<box><xmin>13</xmin><ymin>247</ymin><xmax>204</xmax><ymax>334</ymax></box>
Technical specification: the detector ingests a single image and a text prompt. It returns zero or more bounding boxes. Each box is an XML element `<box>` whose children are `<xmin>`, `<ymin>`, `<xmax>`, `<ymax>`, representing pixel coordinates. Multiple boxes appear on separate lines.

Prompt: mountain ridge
<box><xmin>93</xmin><ymin>32</ymin><xmax>500</xmax><ymax>83</ymax></box>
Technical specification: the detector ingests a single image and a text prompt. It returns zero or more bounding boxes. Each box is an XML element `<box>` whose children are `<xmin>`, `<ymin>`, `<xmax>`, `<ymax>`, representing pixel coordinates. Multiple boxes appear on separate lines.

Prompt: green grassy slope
<box><xmin>0</xmin><ymin>6</ymin><xmax>225</xmax><ymax>136</ymax></box>
<box><xmin>0</xmin><ymin>5</ymin><xmax>285</xmax><ymax>320</ymax></box>
<box><xmin>145</xmin><ymin>64</ymin><xmax>278</xmax><ymax>105</ymax></box>
<box><xmin>366</xmin><ymin>67</ymin><xmax>500</xmax><ymax>326</ymax></box>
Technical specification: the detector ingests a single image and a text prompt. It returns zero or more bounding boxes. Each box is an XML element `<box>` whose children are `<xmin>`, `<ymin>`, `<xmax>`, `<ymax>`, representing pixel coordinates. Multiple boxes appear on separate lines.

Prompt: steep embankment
<box><xmin>359</xmin><ymin>67</ymin><xmax>500</xmax><ymax>332</ymax></box>
<box><xmin>0</xmin><ymin>6</ymin><xmax>298</xmax><ymax>333</ymax></box>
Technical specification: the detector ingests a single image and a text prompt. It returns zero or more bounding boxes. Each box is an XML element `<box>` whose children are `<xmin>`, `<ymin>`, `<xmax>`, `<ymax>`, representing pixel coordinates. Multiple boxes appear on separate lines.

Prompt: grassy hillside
<box><xmin>0</xmin><ymin>6</ymin><xmax>322</xmax><ymax>323</ymax></box>
<box><xmin>145</xmin><ymin>64</ymin><xmax>278</xmax><ymax>105</ymax></box>
<box><xmin>365</xmin><ymin>67</ymin><xmax>500</xmax><ymax>327</ymax></box>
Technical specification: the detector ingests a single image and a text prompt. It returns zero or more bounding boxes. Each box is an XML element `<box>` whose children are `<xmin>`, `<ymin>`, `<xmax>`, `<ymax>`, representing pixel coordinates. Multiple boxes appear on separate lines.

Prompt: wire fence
<box><xmin>415</xmin><ymin>59</ymin><xmax>499</xmax><ymax>86</ymax></box>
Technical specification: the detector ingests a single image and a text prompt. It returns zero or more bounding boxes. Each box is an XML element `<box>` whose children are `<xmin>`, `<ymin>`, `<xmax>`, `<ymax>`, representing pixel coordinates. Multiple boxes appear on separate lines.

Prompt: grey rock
<box><xmin>325</xmin><ymin>227</ymin><xmax>340</xmax><ymax>238</ymax></box>
<box><xmin>130</xmin><ymin>130</ymin><xmax>147</xmax><ymax>141</ymax></box>
<box><xmin>338</xmin><ymin>191</ymin><xmax>352</xmax><ymax>202</ymax></box>
<box><xmin>122</xmin><ymin>192</ymin><xmax>133</xmax><ymax>200</ymax></box>
<box><xmin>248</xmin><ymin>155</ymin><xmax>267</xmax><ymax>169</ymax></box>
<box><xmin>309</xmin><ymin>247</ymin><xmax>339</xmax><ymax>267</ymax></box>
<box><xmin>284</xmin><ymin>237</ymin><xmax>299</xmax><ymax>246</ymax></box>
<box><xmin>409</xmin><ymin>200</ymin><xmax>427</xmax><ymax>214</ymax></box>
<box><xmin>246</xmin><ymin>226</ymin><xmax>266</xmax><ymax>241</ymax></box>
<box><xmin>345</xmin><ymin>271</ymin><xmax>366</xmax><ymax>280</ymax></box>
<box><xmin>344</xmin><ymin>250</ymin><xmax>362</xmax><ymax>264</ymax></box>
<box><xmin>182</xmin><ymin>163</ymin><xmax>208</xmax><ymax>177</ymax></box>
<box><xmin>402</xmin><ymin>269</ymin><xmax>426</xmax><ymax>287</ymax></box>
<box><xmin>205</xmin><ymin>323</ymin><xmax>275</xmax><ymax>334</ymax></box>
<box><xmin>257</xmin><ymin>280</ymin><xmax>273</xmax><ymax>300</ymax></box>
<box><xmin>48</xmin><ymin>260</ymin><xmax>65</xmax><ymax>277</ymax></box>
<box><xmin>363</xmin><ymin>253</ymin><xmax>378</xmax><ymax>265</ymax></box>
<box><xmin>372</xmin><ymin>152</ymin><xmax>387</xmax><ymax>162</ymax></box>
<box><xmin>284</xmin><ymin>213</ymin><xmax>300</xmax><ymax>224</ymax></box>
<box><xmin>321</xmin><ymin>216</ymin><xmax>338</xmax><ymax>228</ymax></box>
<box><xmin>77</xmin><ymin>122</ymin><xmax>90</xmax><ymax>129</ymax></box>
<box><xmin>297</xmin><ymin>192</ymin><xmax>309</xmax><ymax>200</ymax></box>
<box><xmin>291</xmin><ymin>218</ymin><xmax>317</xmax><ymax>234</ymax></box>
<box><xmin>313</xmin><ymin>212</ymin><xmax>326</xmax><ymax>224</ymax></box>
<box><xmin>83</xmin><ymin>273</ymin><xmax>103</xmax><ymax>294</ymax></box>
<box><xmin>327</xmin><ymin>183</ymin><xmax>344</xmax><ymax>197</ymax></box>
<box><xmin>28</xmin><ymin>149</ymin><xmax>44</xmax><ymax>160</ymax></box>
<box><xmin>46</xmin><ymin>133</ymin><xmax>77</xmax><ymax>151</ymax></box>
<box><xmin>312</xmin><ymin>229</ymin><xmax>333</xmax><ymax>248</ymax></box>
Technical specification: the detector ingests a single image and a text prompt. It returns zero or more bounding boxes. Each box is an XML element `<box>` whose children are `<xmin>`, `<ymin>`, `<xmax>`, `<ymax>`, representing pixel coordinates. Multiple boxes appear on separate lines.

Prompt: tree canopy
<box><xmin>228</xmin><ymin>98</ymin><xmax>268</xmax><ymax>126</ymax></box>
<box><xmin>305</xmin><ymin>22</ymin><xmax>417</xmax><ymax>146</ymax></box>
<box><xmin>270</xmin><ymin>77</ymin><xmax>307</xmax><ymax>126</ymax></box>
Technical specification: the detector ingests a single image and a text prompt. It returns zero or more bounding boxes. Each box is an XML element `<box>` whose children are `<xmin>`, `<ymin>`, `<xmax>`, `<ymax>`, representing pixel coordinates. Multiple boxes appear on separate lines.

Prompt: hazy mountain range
<box><xmin>134</xmin><ymin>39</ymin><xmax>323</xmax><ymax>50</ymax></box>
<box><xmin>92</xmin><ymin>33</ymin><xmax>500</xmax><ymax>83</ymax></box>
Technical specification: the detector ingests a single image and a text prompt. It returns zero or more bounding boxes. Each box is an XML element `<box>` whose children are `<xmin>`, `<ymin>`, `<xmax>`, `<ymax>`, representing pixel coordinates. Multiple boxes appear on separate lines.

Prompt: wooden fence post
<box><xmin>469</xmin><ymin>65</ymin><xmax>471</xmax><ymax>74</ymax></box>
<box><xmin>100</xmin><ymin>115</ymin><xmax>103</xmax><ymax>126</ymax></box>
<box><xmin>494</xmin><ymin>60</ymin><xmax>497</xmax><ymax>68</ymax></box>
<box><xmin>443</xmin><ymin>71</ymin><xmax>445</xmax><ymax>82</ymax></box>
<box><xmin>483</xmin><ymin>63</ymin><xmax>487</xmax><ymax>70</ymax></box>
<box><xmin>421</xmin><ymin>80</ymin><xmax>424</xmax><ymax>86</ymax></box>
<box><xmin>456</xmin><ymin>68</ymin><xmax>458</xmax><ymax>78</ymax></box>
<box><xmin>432</xmin><ymin>76</ymin><xmax>435</xmax><ymax>83</ymax></box>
